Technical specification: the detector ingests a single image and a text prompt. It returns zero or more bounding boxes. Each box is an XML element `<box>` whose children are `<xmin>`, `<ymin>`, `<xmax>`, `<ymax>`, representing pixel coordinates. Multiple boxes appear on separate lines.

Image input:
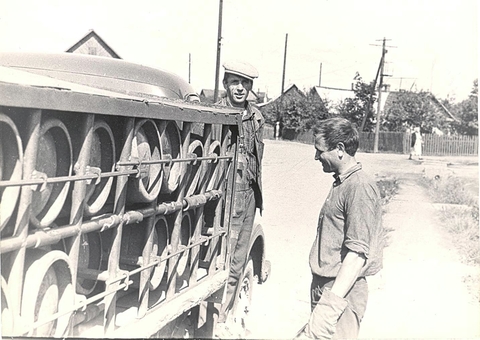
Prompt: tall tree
<box><xmin>382</xmin><ymin>90</ymin><xmax>447</xmax><ymax>133</ymax></box>
<box><xmin>336</xmin><ymin>73</ymin><xmax>376</xmax><ymax>131</ymax></box>
<box><xmin>450</xmin><ymin>79</ymin><xmax>478</xmax><ymax>135</ymax></box>
<box><xmin>260</xmin><ymin>87</ymin><xmax>330</xmax><ymax>132</ymax></box>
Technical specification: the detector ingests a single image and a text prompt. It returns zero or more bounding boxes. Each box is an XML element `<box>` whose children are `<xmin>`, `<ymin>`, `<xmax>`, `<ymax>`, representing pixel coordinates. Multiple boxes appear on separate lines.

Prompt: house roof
<box><xmin>382</xmin><ymin>91</ymin><xmax>459</xmax><ymax>122</ymax></box>
<box><xmin>66</xmin><ymin>29</ymin><xmax>122</xmax><ymax>59</ymax></box>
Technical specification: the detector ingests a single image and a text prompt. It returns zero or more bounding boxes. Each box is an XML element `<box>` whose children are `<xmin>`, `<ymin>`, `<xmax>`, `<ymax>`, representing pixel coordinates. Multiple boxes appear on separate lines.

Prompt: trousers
<box><xmin>218</xmin><ymin>187</ymin><xmax>256</xmax><ymax>323</ymax></box>
<box><xmin>310</xmin><ymin>275</ymin><xmax>368</xmax><ymax>339</ymax></box>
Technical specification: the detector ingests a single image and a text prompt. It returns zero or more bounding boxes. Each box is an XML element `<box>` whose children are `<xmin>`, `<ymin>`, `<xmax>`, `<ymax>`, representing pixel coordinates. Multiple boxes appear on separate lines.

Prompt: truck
<box><xmin>0</xmin><ymin>52</ymin><xmax>270</xmax><ymax>338</ymax></box>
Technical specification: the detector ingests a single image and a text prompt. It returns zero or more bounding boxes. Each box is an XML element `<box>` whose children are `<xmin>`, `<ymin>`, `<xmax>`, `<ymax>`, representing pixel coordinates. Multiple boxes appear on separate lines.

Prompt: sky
<box><xmin>0</xmin><ymin>0</ymin><xmax>478</xmax><ymax>102</ymax></box>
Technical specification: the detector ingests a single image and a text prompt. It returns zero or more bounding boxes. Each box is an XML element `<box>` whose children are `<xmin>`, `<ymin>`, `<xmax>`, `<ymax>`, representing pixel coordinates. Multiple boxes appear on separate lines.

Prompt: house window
<box><xmin>88</xmin><ymin>47</ymin><xmax>97</xmax><ymax>55</ymax></box>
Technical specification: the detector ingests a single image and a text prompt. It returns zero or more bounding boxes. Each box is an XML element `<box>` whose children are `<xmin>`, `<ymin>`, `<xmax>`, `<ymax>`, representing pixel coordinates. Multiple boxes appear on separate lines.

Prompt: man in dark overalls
<box><xmin>215</xmin><ymin>61</ymin><xmax>264</xmax><ymax>338</ymax></box>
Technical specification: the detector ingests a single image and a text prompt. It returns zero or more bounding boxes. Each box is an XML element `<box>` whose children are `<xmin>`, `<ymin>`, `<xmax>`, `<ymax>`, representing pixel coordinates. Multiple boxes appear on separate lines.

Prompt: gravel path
<box><xmin>246</xmin><ymin>139</ymin><xmax>479</xmax><ymax>339</ymax></box>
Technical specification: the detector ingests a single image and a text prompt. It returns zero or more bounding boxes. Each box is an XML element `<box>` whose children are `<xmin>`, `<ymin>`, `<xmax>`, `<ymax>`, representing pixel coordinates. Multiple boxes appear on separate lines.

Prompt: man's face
<box><xmin>223</xmin><ymin>74</ymin><xmax>252</xmax><ymax>107</ymax></box>
<box><xmin>314</xmin><ymin>137</ymin><xmax>339</xmax><ymax>174</ymax></box>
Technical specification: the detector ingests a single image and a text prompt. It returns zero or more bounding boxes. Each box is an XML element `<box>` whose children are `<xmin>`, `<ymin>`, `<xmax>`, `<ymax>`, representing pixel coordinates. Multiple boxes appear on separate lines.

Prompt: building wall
<box><xmin>70</xmin><ymin>36</ymin><xmax>115</xmax><ymax>58</ymax></box>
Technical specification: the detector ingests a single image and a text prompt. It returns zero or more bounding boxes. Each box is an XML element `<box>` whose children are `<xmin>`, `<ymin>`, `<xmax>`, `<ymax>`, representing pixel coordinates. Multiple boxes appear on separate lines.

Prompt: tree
<box><xmin>261</xmin><ymin>87</ymin><xmax>331</xmax><ymax>133</ymax></box>
<box><xmin>382</xmin><ymin>90</ymin><xmax>447</xmax><ymax>133</ymax></box>
<box><xmin>336</xmin><ymin>73</ymin><xmax>376</xmax><ymax>131</ymax></box>
<box><xmin>450</xmin><ymin>79</ymin><xmax>478</xmax><ymax>135</ymax></box>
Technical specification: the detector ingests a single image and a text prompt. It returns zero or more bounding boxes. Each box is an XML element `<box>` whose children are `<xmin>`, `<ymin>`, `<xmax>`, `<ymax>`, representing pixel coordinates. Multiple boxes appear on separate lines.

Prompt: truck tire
<box><xmin>232</xmin><ymin>257</ymin><xmax>254</xmax><ymax>337</ymax></box>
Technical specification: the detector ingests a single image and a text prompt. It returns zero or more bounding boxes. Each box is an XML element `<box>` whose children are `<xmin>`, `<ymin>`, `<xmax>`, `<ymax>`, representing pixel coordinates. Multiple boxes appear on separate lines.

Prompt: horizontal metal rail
<box><xmin>0</xmin><ymin>190</ymin><xmax>223</xmax><ymax>254</ymax></box>
<box><xmin>23</xmin><ymin>229</ymin><xmax>227</xmax><ymax>336</ymax></box>
<box><xmin>0</xmin><ymin>155</ymin><xmax>233</xmax><ymax>188</ymax></box>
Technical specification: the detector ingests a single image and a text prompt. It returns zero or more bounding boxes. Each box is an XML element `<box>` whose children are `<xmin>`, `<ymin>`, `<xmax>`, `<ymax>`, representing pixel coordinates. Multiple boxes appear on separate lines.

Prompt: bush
<box><xmin>422</xmin><ymin>176</ymin><xmax>479</xmax><ymax>266</ymax></box>
<box><xmin>424</xmin><ymin>176</ymin><xmax>476</xmax><ymax>206</ymax></box>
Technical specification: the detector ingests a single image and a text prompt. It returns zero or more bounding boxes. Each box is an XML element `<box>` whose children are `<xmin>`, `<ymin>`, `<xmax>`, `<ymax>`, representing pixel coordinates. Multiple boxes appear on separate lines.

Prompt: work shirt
<box><xmin>309</xmin><ymin>163</ymin><xmax>384</xmax><ymax>278</ymax></box>
<box><xmin>217</xmin><ymin>98</ymin><xmax>264</xmax><ymax>211</ymax></box>
<box><xmin>240</xmin><ymin>104</ymin><xmax>262</xmax><ymax>183</ymax></box>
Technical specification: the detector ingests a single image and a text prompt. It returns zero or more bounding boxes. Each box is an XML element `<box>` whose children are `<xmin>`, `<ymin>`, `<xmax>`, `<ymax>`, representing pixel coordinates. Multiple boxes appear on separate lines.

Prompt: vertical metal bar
<box><xmin>189</xmin><ymin>124</ymin><xmax>212</xmax><ymax>285</ymax></box>
<box><xmin>166</xmin><ymin>122</ymin><xmax>192</xmax><ymax>299</ymax></box>
<box><xmin>209</xmin><ymin>122</ymin><xmax>237</xmax><ymax>273</ymax></box>
<box><xmin>104</xmin><ymin>117</ymin><xmax>134</xmax><ymax>335</ymax></box>
<box><xmin>138</xmin><ymin>205</ymin><xmax>155</xmax><ymax>318</ymax></box>
<box><xmin>68</xmin><ymin>113</ymin><xmax>95</xmax><ymax>294</ymax></box>
<box><xmin>8</xmin><ymin>109</ymin><xmax>41</xmax><ymax>335</ymax></box>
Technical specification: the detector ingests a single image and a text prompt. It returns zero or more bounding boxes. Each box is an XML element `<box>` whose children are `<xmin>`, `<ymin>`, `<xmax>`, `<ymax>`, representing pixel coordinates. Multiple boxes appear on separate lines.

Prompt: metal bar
<box><xmin>8</xmin><ymin>109</ymin><xmax>41</xmax><ymax>335</ymax></box>
<box><xmin>116</xmin><ymin>155</ymin><xmax>232</xmax><ymax>167</ymax></box>
<box><xmin>111</xmin><ymin>270</ymin><xmax>229</xmax><ymax>339</ymax></box>
<box><xmin>189</xmin><ymin>123</ymin><xmax>212</xmax><ymax>285</ymax></box>
<box><xmin>138</xmin><ymin>203</ymin><xmax>156</xmax><ymax>318</ymax></box>
<box><xmin>166</xmin><ymin>122</ymin><xmax>192</xmax><ymax>299</ymax></box>
<box><xmin>67</xmin><ymin>113</ymin><xmax>95</xmax><ymax>302</ymax></box>
<box><xmin>0</xmin><ymin>190</ymin><xmax>223</xmax><ymax>254</ymax></box>
<box><xmin>25</xmin><ymin>229</ymin><xmax>228</xmax><ymax>335</ymax></box>
<box><xmin>0</xmin><ymin>156</ymin><xmax>233</xmax><ymax>188</ymax></box>
<box><xmin>104</xmin><ymin>117</ymin><xmax>134</xmax><ymax>335</ymax></box>
<box><xmin>0</xmin><ymin>82</ymin><xmax>241</xmax><ymax>125</ymax></box>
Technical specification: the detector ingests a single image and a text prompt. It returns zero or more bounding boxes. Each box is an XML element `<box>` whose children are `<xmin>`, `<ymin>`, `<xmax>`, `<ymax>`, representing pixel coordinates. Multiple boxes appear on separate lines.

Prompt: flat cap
<box><xmin>223</xmin><ymin>60</ymin><xmax>258</xmax><ymax>81</ymax></box>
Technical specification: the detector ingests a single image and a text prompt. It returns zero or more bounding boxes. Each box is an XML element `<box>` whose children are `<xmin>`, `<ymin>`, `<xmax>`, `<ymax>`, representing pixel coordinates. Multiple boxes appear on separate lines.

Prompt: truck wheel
<box><xmin>232</xmin><ymin>257</ymin><xmax>254</xmax><ymax>337</ymax></box>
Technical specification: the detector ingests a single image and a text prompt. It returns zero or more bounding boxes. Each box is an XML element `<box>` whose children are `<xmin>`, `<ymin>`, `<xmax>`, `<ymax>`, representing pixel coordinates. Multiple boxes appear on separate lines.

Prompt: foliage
<box><xmin>422</xmin><ymin>175</ymin><xmax>479</xmax><ymax>265</ymax></box>
<box><xmin>449</xmin><ymin>79</ymin><xmax>478</xmax><ymax>136</ymax></box>
<box><xmin>423</xmin><ymin>175</ymin><xmax>476</xmax><ymax>206</ymax></box>
<box><xmin>382</xmin><ymin>90</ymin><xmax>448</xmax><ymax>133</ymax></box>
<box><xmin>376</xmin><ymin>176</ymin><xmax>399</xmax><ymax>206</ymax></box>
<box><xmin>261</xmin><ymin>87</ymin><xmax>331</xmax><ymax>132</ymax></box>
<box><xmin>336</xmin><ymin>73</ymin><xmax>377</xmax><ymax>132</ymax></box>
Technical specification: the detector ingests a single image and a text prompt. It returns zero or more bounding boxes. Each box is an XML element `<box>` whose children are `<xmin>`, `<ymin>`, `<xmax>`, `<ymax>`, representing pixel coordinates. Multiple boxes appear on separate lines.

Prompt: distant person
<box><xmin>300</xmin><ymin>118</ymin><xmax>384</xmax><ymax>339</ymax></box>
<box><xmin>215</xmin><ymin>60</ymin><xmax>264</xmax><ymax>338</ymax></box>
<box><xmin>409</xmin><ymin>127</ymin><xmax>423</xmax><ymax>160</ymax></box>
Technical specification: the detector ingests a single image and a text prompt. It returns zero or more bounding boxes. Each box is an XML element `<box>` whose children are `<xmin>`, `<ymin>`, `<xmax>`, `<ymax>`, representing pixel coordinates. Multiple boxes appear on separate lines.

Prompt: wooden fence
<box><xmin>420</xmin><ymin>134</ymin><xmax>478</xmax><ymax>156</ymax></box>
<box><xmin>359</xmin><ymin>132</ymin><xmax>406</xmax><ymax>154</ymax></box>
<box><xmin>264</xmin><ymin>124</ymin><xmax>478</xmax><ymax>156</ymax></box>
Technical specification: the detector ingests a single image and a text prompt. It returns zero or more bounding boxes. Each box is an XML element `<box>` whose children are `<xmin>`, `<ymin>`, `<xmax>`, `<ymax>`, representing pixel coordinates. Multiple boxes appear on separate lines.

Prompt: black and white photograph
<box><xmin>0</xmin><ymin>1</ymin><xmax>478</xmax><ymax>339</ymax></box>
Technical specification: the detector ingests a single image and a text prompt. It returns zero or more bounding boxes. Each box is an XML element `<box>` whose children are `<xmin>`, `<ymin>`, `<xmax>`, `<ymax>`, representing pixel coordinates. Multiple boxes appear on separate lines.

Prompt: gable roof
<box><xmin>382</xmin><ymin>91</ymin><xmax>459</xmax><ymax>122</ymax></box>
<box><xmin>66</xmin><ymin>29</ymin><xmax>121</xmax><ymax>59</ymax></box>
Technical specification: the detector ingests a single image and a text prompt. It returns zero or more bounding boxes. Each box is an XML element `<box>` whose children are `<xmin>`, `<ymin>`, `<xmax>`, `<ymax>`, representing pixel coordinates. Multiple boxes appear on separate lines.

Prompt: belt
<box><xmin>235</xmin><ymin>179</ymin><xmax>255</xmax><ymax>191</ymax></box>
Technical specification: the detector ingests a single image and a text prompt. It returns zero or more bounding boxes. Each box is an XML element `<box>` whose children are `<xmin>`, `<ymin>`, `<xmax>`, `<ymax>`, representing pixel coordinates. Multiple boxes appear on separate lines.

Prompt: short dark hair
<box><xmin>314</xmin><ymin>118</ymin><xmax>359</xmax><ymax>156</ymax></box>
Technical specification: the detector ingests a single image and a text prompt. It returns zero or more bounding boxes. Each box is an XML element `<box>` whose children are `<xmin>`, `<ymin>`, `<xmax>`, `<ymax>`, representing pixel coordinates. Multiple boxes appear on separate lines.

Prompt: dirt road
<box><xmin>246</xmin><ymin>139</ymin><xmax>479</xmax><ymax>339</ymax></box>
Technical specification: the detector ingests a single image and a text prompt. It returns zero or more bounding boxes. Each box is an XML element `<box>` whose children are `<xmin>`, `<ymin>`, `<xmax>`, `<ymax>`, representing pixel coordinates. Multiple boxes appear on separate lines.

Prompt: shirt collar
<box><xmin>242</xmin><ymin>102</ymin><xmax>255</xmax><ymax>121</ymax></box>
<box><xmin>333</xmin><ymin>162</ymin><xmax>362</xmax><ymax>185</ymax></box>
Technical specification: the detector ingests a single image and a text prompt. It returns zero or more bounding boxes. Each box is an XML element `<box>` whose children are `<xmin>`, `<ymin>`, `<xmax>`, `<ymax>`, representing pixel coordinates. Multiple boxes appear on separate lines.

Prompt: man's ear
<box><xmin>337</xmin><ymin>142</ymin><xmax>345</xmax><ymax>158</ymax></box>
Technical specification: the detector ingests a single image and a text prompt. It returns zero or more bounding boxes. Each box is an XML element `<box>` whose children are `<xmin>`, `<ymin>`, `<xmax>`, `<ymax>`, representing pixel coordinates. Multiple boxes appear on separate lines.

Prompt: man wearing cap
<box><xmin>215</xmin><ymin>61</ymin><xmax>264</xmax><ymax>337</ymax></box>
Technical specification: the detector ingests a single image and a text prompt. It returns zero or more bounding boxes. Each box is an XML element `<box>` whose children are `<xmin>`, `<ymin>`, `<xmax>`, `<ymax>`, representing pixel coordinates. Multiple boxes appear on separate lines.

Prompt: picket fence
<box><xmin>264</xmin><ymin>124</ymin><xmax>478</xmax><ymax>156</ymax></box>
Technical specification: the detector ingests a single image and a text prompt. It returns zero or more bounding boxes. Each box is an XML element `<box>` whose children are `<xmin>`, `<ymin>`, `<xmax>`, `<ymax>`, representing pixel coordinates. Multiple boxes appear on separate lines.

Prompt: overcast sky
<box><xmin>0</xmin><ymin>0</ymin><xmax>477</xmax><ymax>102</ymax></box>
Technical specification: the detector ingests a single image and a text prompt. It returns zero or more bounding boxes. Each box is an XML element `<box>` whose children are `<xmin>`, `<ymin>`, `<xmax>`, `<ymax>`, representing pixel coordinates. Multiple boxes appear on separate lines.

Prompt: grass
<box><xmin>422</xmin><ymin>174</ymin><xmax>479</xmax><ymax>303</ymax></box>
<box><xmin>422</xmin><ymin>175</ymin><xmax>479</xmax><ymax>266</ymax></box>
<box><xmin>376</xmin><ymin>176</ymin><xmax>399</xmax><ymax>247</ymax></box>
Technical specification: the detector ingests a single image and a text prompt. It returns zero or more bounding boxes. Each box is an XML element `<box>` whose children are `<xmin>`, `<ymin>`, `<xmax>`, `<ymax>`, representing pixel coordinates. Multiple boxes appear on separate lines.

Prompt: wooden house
<box><xmin>66</xmin><ymin>29</ymin><xmax>121</xmax><ymax>59</ymax></box>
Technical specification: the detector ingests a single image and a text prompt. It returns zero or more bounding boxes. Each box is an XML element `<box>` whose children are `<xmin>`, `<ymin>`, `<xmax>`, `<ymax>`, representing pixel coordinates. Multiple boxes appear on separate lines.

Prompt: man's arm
<box><xmin>304</xmin><ymin>251</ymin><xmax>366</xmax><ymax>339</ymax></box>
<box><xmin>330</xmin><ymin>251</ymin><xmax>366</xmax><ymax>298</ymax></box>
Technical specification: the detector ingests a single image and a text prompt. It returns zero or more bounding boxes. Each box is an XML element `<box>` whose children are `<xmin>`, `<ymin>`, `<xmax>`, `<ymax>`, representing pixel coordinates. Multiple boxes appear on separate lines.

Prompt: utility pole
<box><xmin>319</xmin><ymin>62</ymin><xmax>322</xmax><ymax>87</ymax></box>
<box><xmin>373</xmin><ymin>38</ymin><xmax>387</xmax><ymax>153</ymax></box>
<box><xmin>281</xmin><ymin>33</ymin><xmax>288</xmax><ymax>94</ymax></box>
<box><xmin>359</xmin><ymin>49</ymin><xmax>383</xmax><ymax>131</ymax></box>
<box><xmin>213</xmin><ymin>0</ymin><xmax>223</xmax><ymax>103</ymax></box>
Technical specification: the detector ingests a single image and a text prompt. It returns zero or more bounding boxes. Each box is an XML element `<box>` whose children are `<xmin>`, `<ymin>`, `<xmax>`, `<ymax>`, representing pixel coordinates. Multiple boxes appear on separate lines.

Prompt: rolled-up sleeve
<box><xmin>344</xmin><ymin>183</ymin><xmax>380</xmax><ymax>258</ymax></box>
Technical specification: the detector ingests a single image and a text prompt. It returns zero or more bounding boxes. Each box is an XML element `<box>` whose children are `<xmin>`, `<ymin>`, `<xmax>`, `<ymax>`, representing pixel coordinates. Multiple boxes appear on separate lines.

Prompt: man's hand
<box><xmin>304</xmin><ymin>289</ymin><xmax>348</xmax><ymax>339</ymax></box>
